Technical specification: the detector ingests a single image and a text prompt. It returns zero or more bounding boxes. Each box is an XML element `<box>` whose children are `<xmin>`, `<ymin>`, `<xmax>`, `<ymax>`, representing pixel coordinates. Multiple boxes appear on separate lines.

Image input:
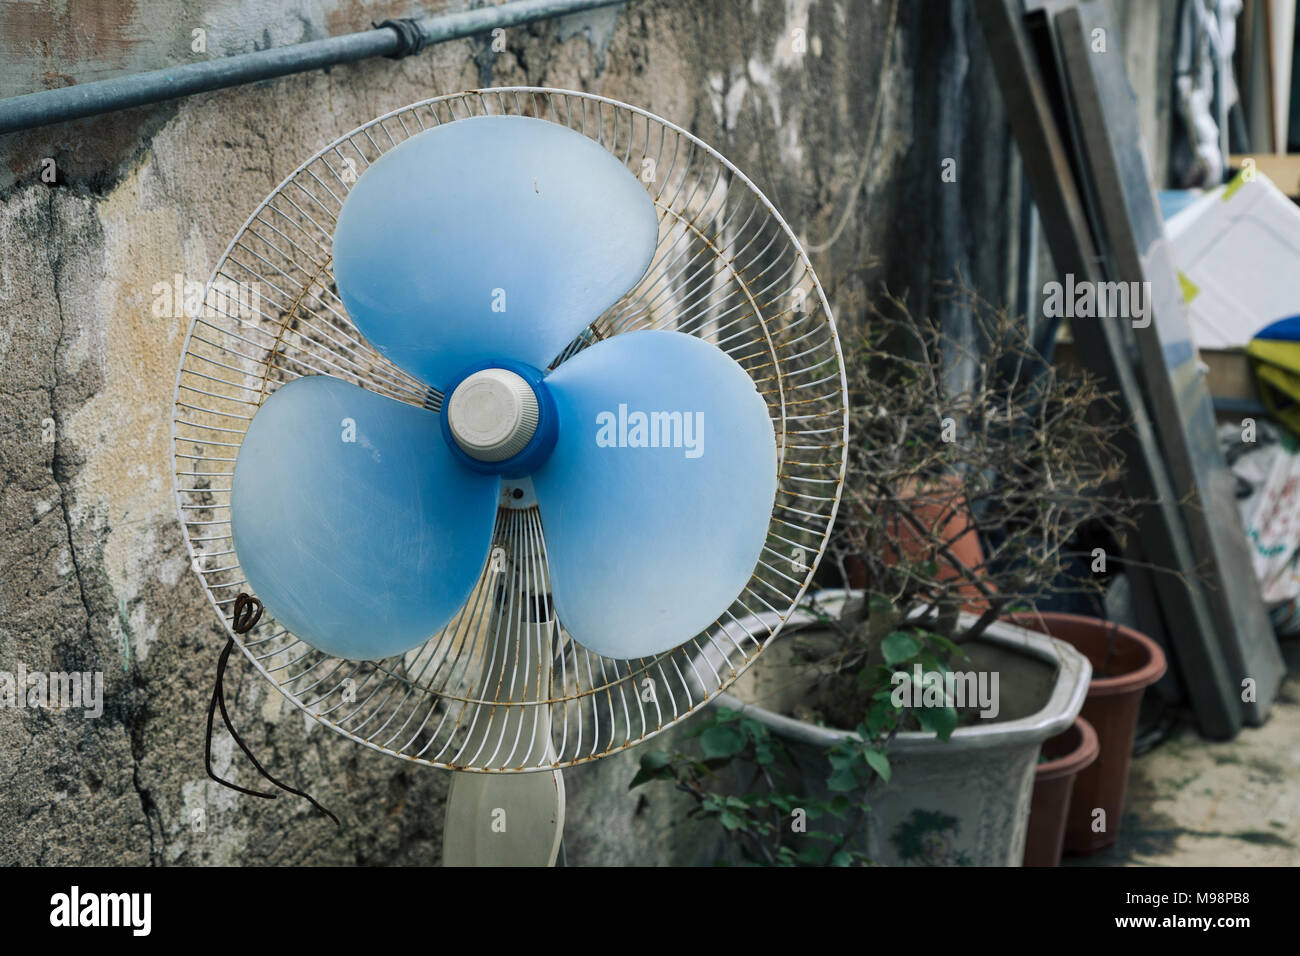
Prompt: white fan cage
<box><xmin>171</xmin><ymin>88</ymin><xmax>847</xmax><ymax>771</ymax></box>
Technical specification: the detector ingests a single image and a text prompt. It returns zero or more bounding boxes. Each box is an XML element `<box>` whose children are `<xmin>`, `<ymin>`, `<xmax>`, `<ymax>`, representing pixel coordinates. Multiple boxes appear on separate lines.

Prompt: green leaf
<box><xmin>866</xmin><ymin>700</ymin><xmax>901</xmax><ymax>737</ymax></box>
<box><xmin>797</xmin><ymin>845</ymin><xmax>825</xmax><ymax>865</ymax></box>
<box><xmin>639</xmin><ymin>749</ymin><xmax>671</xmax><ymax>770</ymax></box>
<box><xmin>868</xmin><ymin>595</ymin><xmax>894</xmax><ymax>615</ymax></box>
<box><xmin>827</xmin><ymin>766</ymin><xmax>859</xmax><ymax>792</ymax></box>
<box><xmin>862</xmin><ymin>748</ymin><xmax>891</xmax><ymax>782</ymax></box>
<box><xmin>918</xmin><ymin>654</ymin><xmax>947</xmax><ymax>674</ymax></box>
<box><xmin>828</xmin><ymin>751</ymin><xmax>855</xmax><ymax>770</ymax></box>
<box><xmin>882</xmin><ymin>631</ymin><xmax>921</xmax><ymax>667</ymax></box>
<box><xmin>924</xmin><ymin>632</ymin><xmax>968</xmax><ymax>661</ymax></box>
<box><xmin>628</xmin><ymin>749</ymin><xmax>677</xmax><ymax>789</ymax></box>
<box><xmin>916</xmin><ymin>704</ymin><xmax>959</xmax><ymax>741</ymax></box>
<box><xmin>628</xmin><ymin>765</ymin><xmax>670</xmax><ymax>790</ymax></box>
<box><xmin>831</xmin><ymin>851</ymin><xmax>854</xmax><ymax>867</ymax></box>
<box><xmin>719</xmin><ymin>811</ymin><xmax>744</xmax><ymax>831</ymax></box>
<box><xmin>701</xmin><ymin>756</ymin><xmax>738</xmax><ymax>772</ymax></box>
<box><xmin>700</xmin><ymin>723</ymin><xmax>747</xmax><ymax>759</ymax></box>
<box><xmin>864</xmin><ymin>712</ymin><xmax>891</xmax><ymax>738</ymax></box>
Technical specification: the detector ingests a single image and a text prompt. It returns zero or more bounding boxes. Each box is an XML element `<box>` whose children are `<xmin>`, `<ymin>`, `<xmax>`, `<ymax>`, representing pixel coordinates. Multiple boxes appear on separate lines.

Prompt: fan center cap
<box><xmin>446</xmin><ymin>368</ymin><xmax>540</xmax><ymax>462</ymax></box>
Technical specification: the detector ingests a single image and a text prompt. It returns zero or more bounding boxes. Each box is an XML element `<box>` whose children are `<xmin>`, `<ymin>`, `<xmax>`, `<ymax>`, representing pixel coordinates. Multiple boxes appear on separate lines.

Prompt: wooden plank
<box><xmin>1056</xmin><ymin>1</ymin><xmax>1285</xmax><ymax>725</ymax></box>
<box><xmin>974</xmin><ymin>0</ymin><xmax>1243</xmax><ymax>738</ymax></box>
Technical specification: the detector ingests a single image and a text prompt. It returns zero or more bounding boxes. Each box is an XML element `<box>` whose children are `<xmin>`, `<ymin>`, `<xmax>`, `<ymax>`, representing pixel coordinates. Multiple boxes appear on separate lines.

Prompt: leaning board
<box><xmin>1054</xmin><ymin>1</ymin><xmax>1284</xmax><ymax>724</ymax></box>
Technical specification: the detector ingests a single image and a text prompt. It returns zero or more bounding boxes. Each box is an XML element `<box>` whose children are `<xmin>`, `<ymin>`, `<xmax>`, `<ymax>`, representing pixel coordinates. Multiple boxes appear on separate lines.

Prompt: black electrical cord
<box><xmin>204</xmin><ymin>592</ymin><xmax>340</xmax><ymax>827</ymax></box>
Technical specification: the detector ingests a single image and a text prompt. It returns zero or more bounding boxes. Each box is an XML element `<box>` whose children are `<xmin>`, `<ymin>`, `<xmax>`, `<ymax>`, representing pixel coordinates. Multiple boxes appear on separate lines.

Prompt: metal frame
<box><xmin>170</xmin><ymin>88</ymin><xmax>849</xmax><ymax>772</ymax></box>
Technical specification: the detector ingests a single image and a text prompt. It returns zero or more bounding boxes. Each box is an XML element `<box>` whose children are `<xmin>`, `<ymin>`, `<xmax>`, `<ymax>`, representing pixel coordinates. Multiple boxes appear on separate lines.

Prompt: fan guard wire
<box><xmin>170</xmin><ymin>88</ymin><xmax>848</xmax><ymax>772</ymax></box>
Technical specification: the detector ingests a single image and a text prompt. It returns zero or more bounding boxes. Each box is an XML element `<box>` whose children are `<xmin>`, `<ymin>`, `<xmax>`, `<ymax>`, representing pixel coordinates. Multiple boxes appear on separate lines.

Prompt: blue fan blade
<box><xmin>532</xmin><ymin>330</ymin><xmax>777</xmax><ymax>658</ymax></box>
<box><xmin>333</xmin><ymin>115</ymin><xmax>659</xmax><ymax>390</ymax></box>
<box><xmin>231</xmin><ymin>376</ymin><xmax>499</xmax><ymax>660</ymax></box>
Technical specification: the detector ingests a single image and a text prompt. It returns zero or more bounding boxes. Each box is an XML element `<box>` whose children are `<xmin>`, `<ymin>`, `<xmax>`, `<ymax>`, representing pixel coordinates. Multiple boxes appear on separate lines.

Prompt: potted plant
<box><xmin>1011</xmin><ymin>612</ymin><xmax>1166</xmax><ymax>855</ymax></box>
<box><xmin>633</xmin><ymin>285</ymin><xmax>1135</xmax><ymax>865</ymax></box>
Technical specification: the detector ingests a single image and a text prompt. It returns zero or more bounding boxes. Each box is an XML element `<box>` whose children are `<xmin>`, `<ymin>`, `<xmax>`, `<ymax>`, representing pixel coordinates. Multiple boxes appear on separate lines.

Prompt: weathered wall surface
<box><xmin>0</xmin><ymin>0</ymin><xmax>1047</xmax><ymax>865</ymax></box>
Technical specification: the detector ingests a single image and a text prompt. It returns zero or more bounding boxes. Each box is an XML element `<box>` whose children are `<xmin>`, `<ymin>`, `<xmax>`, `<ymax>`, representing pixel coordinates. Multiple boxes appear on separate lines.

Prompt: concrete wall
<box><xmin>0</xmin><ymin>0</ymin><xmax>1080</xmax><ymax>865</ymax></box>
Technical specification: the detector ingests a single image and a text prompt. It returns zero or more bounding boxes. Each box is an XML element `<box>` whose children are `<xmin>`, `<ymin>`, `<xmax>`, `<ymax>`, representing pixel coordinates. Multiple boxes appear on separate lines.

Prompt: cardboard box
<box><xmin>1228</xmin><ymin>154</ymin><xmax>1300</xmax><ymax>199</ymax></box>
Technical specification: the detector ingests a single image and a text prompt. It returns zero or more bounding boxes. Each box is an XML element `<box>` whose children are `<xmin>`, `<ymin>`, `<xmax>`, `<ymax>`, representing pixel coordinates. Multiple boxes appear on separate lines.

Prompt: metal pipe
<box><xmin>0</xmin><ymin>0</ymin><xmax>626</xmax><ymax>135</ymax></box>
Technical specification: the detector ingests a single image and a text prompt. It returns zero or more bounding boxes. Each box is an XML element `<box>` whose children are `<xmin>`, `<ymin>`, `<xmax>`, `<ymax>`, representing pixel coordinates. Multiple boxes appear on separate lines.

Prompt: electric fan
<box><xmin>172</xmin><ymin>88</ymin><xmax>847</xmax><ymax>864</ymax></box>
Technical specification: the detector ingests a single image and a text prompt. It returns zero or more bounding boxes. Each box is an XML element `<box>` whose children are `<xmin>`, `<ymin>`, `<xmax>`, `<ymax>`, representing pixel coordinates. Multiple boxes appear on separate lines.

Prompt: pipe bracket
<box><xmin>374</xmin><ymin>18</ymin><xmax>428</xmax><ymax>59</ymax></box>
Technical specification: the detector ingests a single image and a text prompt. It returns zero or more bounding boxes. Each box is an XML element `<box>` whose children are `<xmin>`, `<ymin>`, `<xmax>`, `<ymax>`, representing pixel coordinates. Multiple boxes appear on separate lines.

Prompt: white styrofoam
<box><xmin>1165</xmin><ymin>172</ymin><xmax>1300</xmax><ymax>350</ymax></box>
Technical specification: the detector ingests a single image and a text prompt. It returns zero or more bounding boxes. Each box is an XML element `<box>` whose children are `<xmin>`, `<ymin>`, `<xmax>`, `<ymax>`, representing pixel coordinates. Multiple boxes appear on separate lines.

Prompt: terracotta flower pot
<box><xmin>879</xmin><ymin>476</ymin><xmax>990</xmax><ymax>611</ymax></box>
<box><xmin>1010</xmin><ymin>612</ymin><xmax>1166</xmax><ymax>855</ymax></box>
<box><xmin>1022</xmin><ymin>716</ymin><xmax>1099</xmax><ymax>866</ymax></box>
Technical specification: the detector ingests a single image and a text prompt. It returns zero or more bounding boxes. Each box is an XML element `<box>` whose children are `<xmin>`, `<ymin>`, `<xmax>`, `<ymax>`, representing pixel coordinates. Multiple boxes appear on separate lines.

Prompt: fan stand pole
<box><xmin>442</xmin><ymin>596</ymin><xmax>565</xmax><ymax>866</ymax></box>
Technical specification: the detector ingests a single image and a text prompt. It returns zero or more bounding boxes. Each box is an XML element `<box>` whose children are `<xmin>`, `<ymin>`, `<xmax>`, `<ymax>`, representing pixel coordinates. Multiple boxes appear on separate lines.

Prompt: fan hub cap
<box><xmin>446</xmin><ymin>368</ymin><xmax>540</xmax><ymax>462</ymax></box>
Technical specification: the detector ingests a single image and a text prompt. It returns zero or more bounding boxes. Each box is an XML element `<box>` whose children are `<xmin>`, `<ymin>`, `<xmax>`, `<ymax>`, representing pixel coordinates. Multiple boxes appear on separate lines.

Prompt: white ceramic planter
<box><xmin>706</xmin><ymin>591</ymin><xmax>1092</xmax><ymax>865</ymax></box>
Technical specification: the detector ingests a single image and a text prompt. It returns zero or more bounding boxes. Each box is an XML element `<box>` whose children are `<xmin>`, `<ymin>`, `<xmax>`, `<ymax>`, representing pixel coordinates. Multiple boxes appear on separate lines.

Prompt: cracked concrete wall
<box><xmin>1</xmin><ymin>0</ymin><xmax>1030</xmax><ymax>865</ymax></box>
